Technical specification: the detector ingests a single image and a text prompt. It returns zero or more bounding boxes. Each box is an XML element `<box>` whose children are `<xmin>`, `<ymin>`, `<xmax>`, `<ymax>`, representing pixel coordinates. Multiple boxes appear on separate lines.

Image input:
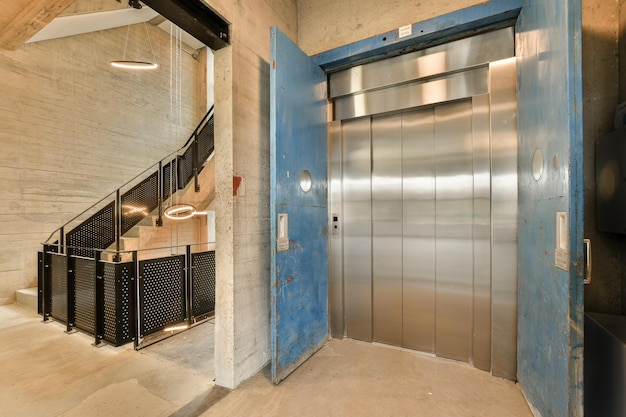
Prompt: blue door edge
<box><xmin>271</xmin><ymin>337</ymin><xmax>328</xmax><ymax>384</ymax></box>
<box><xmin>269</xmin><ymin>25</ymin><xmax>279</xmax><ymax>384</ymax></box>
<box><xmin>566</xmin><ymin>0</ymin><xmax>585</xmax><ymax>415</ymax></box>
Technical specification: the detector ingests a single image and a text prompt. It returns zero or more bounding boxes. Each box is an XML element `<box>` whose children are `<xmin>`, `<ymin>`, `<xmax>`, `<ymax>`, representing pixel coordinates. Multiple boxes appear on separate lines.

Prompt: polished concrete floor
<box><xmin>0</xmin><ymin>303</ymin><xmax>533</xmax><ymax>417</ymax></box>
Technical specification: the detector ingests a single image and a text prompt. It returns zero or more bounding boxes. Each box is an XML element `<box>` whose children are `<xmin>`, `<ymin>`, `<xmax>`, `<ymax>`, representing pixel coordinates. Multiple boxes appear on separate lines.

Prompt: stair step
<box><xmin>119</xmin><ymin>237</ymin><xmax>140</xmax><ymax>251</ymax></box>
<box><xmin>15</xmin><ymin>287</ymin><xmax>38</xmax><ymax>311</ymax></box>
<box><xmin>137</xmin><ymin>215</ymin><xmax>159</xmax><ymax>227</ymax></box>
<box><xmin>101</xmin><ymin>252</ymin><xmax>134</xmax><ymax>263</ymax></box>
<box><xmin>124</xmin><ymin>228</ymin><xmax>141</xmax><ymax>238</ymax></box>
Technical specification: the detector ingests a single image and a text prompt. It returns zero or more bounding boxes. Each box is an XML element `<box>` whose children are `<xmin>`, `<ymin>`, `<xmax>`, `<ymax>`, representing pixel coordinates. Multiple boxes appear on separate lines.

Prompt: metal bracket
<box><xmin>584</xmin><ymin>238</ymin><xmax>592</xmax><ymax>285</ymax></box>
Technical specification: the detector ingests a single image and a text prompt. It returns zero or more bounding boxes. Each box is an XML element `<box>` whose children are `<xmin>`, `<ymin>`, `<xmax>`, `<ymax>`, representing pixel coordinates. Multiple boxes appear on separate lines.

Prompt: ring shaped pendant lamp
<box><xmin>111</xmin><ymin>22</ymin><xmax>158</xmax><ymax>70</ymax></box>
<box><xmin>164</xmin><ymin>203</ymin><xmax>197</xmax><ymax>220</ymax></box>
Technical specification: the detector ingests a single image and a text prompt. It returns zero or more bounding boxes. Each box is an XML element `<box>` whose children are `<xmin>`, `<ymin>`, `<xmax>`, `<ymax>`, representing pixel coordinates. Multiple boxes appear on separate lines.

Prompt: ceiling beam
<box><xmin>141</xmin><ymin>0</ymin><xmax>230</xmax><ymax>50</ymax></box>
<box><xmin>0</xmin><ymin>0</ymin><xmax>75</xmax><ymax>50</ymax></box>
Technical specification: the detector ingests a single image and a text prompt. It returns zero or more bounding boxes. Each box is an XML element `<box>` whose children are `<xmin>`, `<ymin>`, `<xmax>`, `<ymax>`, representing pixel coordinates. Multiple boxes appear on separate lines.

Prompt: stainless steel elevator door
<box><xmin>372</xmin><ymin>114</ymin><xmax>403</xmax><ymax>346</ymax></box>
<box><xmin>335</xmin><ymin>81</ymin><xmax>517</xmax><ymax>376</ymax></box>
<box><xmin>342</xmin><ymin>117</ymin><xmax>372</xmax><ymax>342</ymax></box>
<box><xmin>434</xmin><ymin>100</ymin><xmax>474</xmax><ymax>363</ymax></box>
<box><xmin>342</xmin><ymin>100</ymin><xmax>481</xmax><ymax>355</ymax></box>
<box><xmin>402</xmin><ymin>109</ymin><xmax>436</xmax><ymax>352</ymax></box>
<box><xmin>328</xmin><ymin>37</ymin><xmax>518</xmax><ymax>377</ymax></box>
<box><xmin>342</xmin><ymin>99</ymin><xmax>478</xmax><ymax>352</ymax></box>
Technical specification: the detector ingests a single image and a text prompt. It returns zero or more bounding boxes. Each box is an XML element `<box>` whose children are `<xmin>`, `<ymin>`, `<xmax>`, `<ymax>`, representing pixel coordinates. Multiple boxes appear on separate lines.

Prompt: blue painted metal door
<box><xmin>270</xmin><ymin>27</ymin><xmax>328</xmax><ymax>384</ymax></box>
<box><xmin>516</xmin><ymin>1</ymin><xmax>584</xmax><ymax>416</ymax></box>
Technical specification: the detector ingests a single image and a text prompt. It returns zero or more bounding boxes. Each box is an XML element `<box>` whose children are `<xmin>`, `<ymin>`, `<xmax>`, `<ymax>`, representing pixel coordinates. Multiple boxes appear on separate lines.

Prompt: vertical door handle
<box><xmin>584</xmin><ymin>238</ymin><xmax>592</xmax><ymax>285</ymax></box>
<box><xmin>277</xmin><ymin>213</ymin><xmax>289</xmax><ymax>252</ymax></box>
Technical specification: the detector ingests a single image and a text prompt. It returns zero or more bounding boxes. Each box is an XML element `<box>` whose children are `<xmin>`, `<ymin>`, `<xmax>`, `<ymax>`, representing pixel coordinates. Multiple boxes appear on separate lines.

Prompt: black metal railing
<box><xmin>39</xmin><ymin>244</ymin><xmax>215</xmax><ymax>348</ymax></box>
<box><xmin>44</xmin><ymin>106</ymin><xmax>215</xmax><ymax>257</ymax></box>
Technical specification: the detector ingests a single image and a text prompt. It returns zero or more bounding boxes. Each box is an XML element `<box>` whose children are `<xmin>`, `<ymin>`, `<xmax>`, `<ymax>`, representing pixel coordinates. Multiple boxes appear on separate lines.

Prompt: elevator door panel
<box><xmin>372</xmin><ymin>114</ymin><xmax>403</xmax><ymax>346</ymax></box>
<box><xmin>472</xmin><ymin>94</ymin><xmax>492</xmax><ymax>372</ymax></box>
<box><xmin>330</xmin><ymin>50</ymin><xmax>519</xmax><ymax>378</ymax></box>
<box><xmin>434</xmin><ymin>101</ymin><xmax>474</xmax><ymax>363</ymax></box>
<box><xmin>402</xmin><ymin>109</ymin><xmax>436</xmax><ymax>352</ymax></box>
<box><xmin>343</xmin><ymin>117</ymin><xmax>372</xmax><ymax>342</ymax></box>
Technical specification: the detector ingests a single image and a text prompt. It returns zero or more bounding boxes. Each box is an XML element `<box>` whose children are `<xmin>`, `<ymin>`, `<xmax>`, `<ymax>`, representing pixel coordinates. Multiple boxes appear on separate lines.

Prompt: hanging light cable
<box><xmin>164</xmin><ymin>24</ymin><xmax>196</xmax><ymax>221</ymax></box>
<box><xmin>111</xmin><ymin>22</ymin><xmax>158</xmax><ymax>70</ymax></box>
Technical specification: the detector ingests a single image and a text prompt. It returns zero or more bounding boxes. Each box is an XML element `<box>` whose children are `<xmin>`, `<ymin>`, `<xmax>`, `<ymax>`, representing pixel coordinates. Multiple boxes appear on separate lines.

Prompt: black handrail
<box><xmin>44</xmin><ymin>106</ymin><xmax>215</xmax><ymax>250</ymax></box>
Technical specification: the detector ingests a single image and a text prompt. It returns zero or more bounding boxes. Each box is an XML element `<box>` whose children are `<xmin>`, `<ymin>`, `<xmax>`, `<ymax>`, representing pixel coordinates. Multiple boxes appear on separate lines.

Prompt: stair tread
<box><xmin>15</xmin><ymin>287</ymin><xmax>38</xmax><ymax>310</ymax></box>
<box><xmin>16</xmin><ymin>287</ymin><xmax>38</xmax><ymax>296</ymax></box>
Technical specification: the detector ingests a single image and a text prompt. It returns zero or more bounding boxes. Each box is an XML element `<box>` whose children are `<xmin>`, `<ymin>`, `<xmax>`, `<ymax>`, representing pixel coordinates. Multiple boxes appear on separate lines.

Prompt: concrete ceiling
<box><xmin>0</xmin><ymin>0</ymin><xmax>205</xmax><ymax>51</ymax></box>
<box><xmin>27</xmin><ymin>4</ymin><xmax>206</xmax><ymax>50</ymax></box>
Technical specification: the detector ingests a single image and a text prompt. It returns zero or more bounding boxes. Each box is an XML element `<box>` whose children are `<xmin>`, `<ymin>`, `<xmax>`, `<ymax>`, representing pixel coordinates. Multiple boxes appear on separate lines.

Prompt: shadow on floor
<box><xmin>141</xmin><ymin>318</ymin><xmax>216</xmax><ymax>378</ymax></box>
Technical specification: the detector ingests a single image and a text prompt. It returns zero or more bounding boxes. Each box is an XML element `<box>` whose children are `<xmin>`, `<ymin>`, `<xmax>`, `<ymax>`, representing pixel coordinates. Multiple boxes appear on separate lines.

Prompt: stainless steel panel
<box><xmin>435</xmin><ymin>100</ymin><xmax>474</xmax><ymax>363</ymax></box>
<box><xmin>472</xmin><ymin>94</ymin><xmax>492</xmax><ymax>372</ymax></box>
<box><xmin>402</xmin><ymin>108</ymin><xmax>436</xmax><ymax>352</ymax></box>
<box><xmin>328</xmin><ymin>120</ymin><xmax>344</xmax><ymax>338</ymax></box>
<box><xmin>329</xmin><ymin>27</ymin><xmax>514</xmax><ymax>98</ymax></box>
<box><xmin>334</xmin><ymin>67</ymin><xmax>488</xmax><ymax>121</ymax></box>
<box><xmin>342</xmin><ymin>117</ymin><xmax>372</xmax><ymax>342</ymax></box>
<box><xmin>489</xmin><ymin>57</ymin><xmax>518</xmax><ymax>380</ymax></box>
<box><xmin>372</xmin><ymin>114</ymin><xmax>403</xmax><ymax>346</ymax></box>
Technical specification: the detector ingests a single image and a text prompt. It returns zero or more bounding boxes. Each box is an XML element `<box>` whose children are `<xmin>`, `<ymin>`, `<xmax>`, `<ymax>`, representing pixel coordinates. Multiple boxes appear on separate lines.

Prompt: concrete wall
<box><xmin>582</xmin><ymin>0</ymin><xmax>626</xmax><ymax>315</ymax></box>
<box><xmin>206</xmin><ymin>0</ymin><xmax>298</xmax><ymax>389</ymax></box>
<box><xmin>0</xmin><ymin>24</ymin><xmax>200</xmax><ymax>304</ymax></box>
<box><xmin>617</xmin><ymin>0</ymin><xmax>626</xmax><ymax>315</ymax></box>
<box><xmin>297</xmin><ymin>0</ymin><xmax>484</xmax><ymax>55</ymax></box>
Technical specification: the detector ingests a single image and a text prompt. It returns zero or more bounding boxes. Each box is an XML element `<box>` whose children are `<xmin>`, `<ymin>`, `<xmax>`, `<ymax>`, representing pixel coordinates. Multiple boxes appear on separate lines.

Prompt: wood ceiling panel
<box><xmin>61</xmin><ymin>0</ymin><xmax>126</xmax><ymax>17</ymax></box>
<box><xmin>0</xmin><ymin>0</ymin><xmax>76</xmax><ymax>50</ymax></box>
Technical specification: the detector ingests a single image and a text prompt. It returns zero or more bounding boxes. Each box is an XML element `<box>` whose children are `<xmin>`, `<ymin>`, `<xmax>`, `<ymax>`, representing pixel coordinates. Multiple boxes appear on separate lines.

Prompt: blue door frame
<box><xmin>272</xmin><ymin>2</ymin><xmax>584</xmax><ymax>415</ymax></box>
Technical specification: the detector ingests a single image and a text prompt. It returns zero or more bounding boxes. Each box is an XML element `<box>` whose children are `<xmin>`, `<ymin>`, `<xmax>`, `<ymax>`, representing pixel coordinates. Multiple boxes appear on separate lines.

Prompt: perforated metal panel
<box><xmin>192</xmin><ymin>251</ymin><xmax>215</xmax><ymax>318</ymax></box>
<box><xmin>178</xmin><ymin>148</ymin><xmax>194</xmax><ymax>189</ymax></box>
<box><xmin>103</xmin><ymin>263</ymin><xmax>117</xmax><ymax>342</ymax></box>
<box><xmin>66</xmin><ymin>202</ymin><xmax>115</xmax><ymax>258</ymax></box>
<box><xmin>103</xmin><ymin>262</ymin><xmax>134</xmax><ymax>345</ymax></box>
<box><xmin>196</xmin><ymin>115</ymin><xmax>214</xmax><ymax>167</ymax></box>
<box><xmin>50</xmin><ymin>254</ymin><xmax>68</xmax><ymax>323</ymax></box>
<box><xmin>74</xmin><ymin>257</ymin><xmax>96</xmax><ymax>334</ymax></box>
<box><xmin>162</xmin><ymin>159</ymin><xmax>178</xmax><ymax>201</ymax></box>
<box><xmin>121</xmin><ymin>172</ymin><xmax>159</xmax><ymax>235</ymax></box>
<box><xmin>139</xmin><ymin>255</ymin><xmax>185</xmax><ymax>336</ymax></box>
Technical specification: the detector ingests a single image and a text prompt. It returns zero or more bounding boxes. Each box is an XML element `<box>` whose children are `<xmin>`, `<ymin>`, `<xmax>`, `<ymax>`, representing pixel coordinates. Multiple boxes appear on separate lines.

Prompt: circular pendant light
<box><xmin>111</xmin><ymin>60</ymin><xmax>158</xmax><ymax>70</ymax></box>
<box><xmin>111</xmin><ymin>22</ymin><xmax>158</xmax><ymax>71</ymax></box>
<box><xmin>164</xmin><ymin>203</ymin><xmax>197</xmax><ymax>220</ymax></box>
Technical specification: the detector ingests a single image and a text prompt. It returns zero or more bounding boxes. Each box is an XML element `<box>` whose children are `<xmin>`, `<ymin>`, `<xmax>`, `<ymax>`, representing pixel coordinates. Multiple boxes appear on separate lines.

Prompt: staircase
<box><xmin>43</xmin><ymin>106</ymin><xmax>215</xmax><ymax>258</ymax></box>
<box><xmin>36</xmin><ymin>108</ymin><xmax>217</xmax><ymax>348</ymax></box>
<box><xmin>101</xmin><ymin>156</ymin><xmax>216</xmax><ymax>262</ymax></box>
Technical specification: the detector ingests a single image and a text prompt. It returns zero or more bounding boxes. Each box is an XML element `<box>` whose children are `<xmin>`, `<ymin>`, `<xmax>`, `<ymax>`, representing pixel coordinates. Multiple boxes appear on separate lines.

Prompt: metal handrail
<box><xmin>42</xmin><ymin>241</ymin><xmax>216</xmax><ymax>256</ymax></box>
<box><xmin>44</xmin><ymin>106</ymin><xmax>214</xmax><ymax>246</ymax></box>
